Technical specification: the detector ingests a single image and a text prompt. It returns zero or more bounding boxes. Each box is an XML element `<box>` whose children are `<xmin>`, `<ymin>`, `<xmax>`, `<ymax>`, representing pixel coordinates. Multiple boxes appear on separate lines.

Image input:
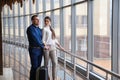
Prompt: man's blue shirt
<box><xmin>27</xmin><ymin>24</ymin><xmax>44</xmax><ymax>48</ymax></box>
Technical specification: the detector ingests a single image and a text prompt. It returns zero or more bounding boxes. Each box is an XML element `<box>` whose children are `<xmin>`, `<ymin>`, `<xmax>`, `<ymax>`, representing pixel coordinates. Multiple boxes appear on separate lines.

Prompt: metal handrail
<box><xmin>2</xmin><ymin>40</ymin><xmax>120</xmax><ymax>79</ymax></box>
<box><xmin>57</xmin><ymin>48</ymin><xmax>120</xmax><ymax>79</ymax></box>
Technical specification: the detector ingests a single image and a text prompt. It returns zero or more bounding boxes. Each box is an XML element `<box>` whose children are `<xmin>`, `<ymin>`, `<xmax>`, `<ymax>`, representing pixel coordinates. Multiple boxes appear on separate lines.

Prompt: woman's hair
<box><xmin>44</xmin><ymin>16</ymin><xmax>56</xmax><ymax>39</ymax></box>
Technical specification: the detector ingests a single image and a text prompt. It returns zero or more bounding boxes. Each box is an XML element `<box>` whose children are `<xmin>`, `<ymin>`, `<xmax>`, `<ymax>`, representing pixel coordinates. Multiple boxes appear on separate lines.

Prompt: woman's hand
<box><xmin>44</xmin><ymin>45</ymin><xmax>49</xmax><ymax>50</ymax></box>
<box><xmin>60</xmin><ymin>47</ymin><xmax>65</xmax><ymax>51</ymax></box>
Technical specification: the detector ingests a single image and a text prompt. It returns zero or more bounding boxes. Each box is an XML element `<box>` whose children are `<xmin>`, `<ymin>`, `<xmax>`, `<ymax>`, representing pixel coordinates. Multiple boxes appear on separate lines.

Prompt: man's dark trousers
<box><xmin>27</xmin><ymin>24</ymin><xmax>44</xmax><ymax>80</ymax></box>
<box><xmin>29</xmin><ymin>47</ymin><xmax>43</xmax><ymax>80</ymax></box>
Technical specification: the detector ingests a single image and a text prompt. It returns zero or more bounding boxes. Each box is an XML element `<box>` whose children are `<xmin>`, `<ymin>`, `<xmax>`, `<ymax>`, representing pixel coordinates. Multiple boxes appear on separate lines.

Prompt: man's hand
<box><xmin>44</xmin><ymin>45</ymin><xmax>49</xmax><ymax>50</ymax></box>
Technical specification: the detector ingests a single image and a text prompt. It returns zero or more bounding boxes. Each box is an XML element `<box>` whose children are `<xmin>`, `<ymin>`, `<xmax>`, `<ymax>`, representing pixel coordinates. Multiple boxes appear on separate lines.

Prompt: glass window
<box><xmin>38</xmin><ymin>0</ymin><xmax>43</xmax><ymax>12</ymax></box>
<box><xmin>54</xmin><ymin>10</ymin><xmax>60</xmax><ymax>41</ymax></box>
<box><xmin>9</xmin><ymin>18</ymin><xmax>14</xmax><ymax>39</ymax></box>
<box><xmin>4</xmin><ymin>18</ymin><xmax>8</xmax><ymax>27</ymax></box>
<box><xmin>25</xmin><ymin>0</ymin><xmax>30</xmax><ymax>14</ymax></box>
<box><xmin>54</xmin><ymin>15</ymin><xmax>59</xmax><ymax>28</ymax></box>
<box><xmin>20</xmin><ymin>17</ymin><xmax>24</xmax><ymax>37</ymax></box>
<box><xmin>46</xmin><ymin>12</ymin><xmax>50</xmax><ymax>16</ymax></box>
<box><xmin>63</xmin><ymin>0</ymin><xmax>71</xmax><ymax>6</ymax></box>
<box><xmin>14</xmin><ymin>3</ymin><xmax>18</xmax><ymax>16</ymax></box>
<box><xmin>93</xmin><ymin>0</ymin><xmax>112</xmax><ymax>78</ymax></box>
<box><xmin>76</xmin><ymin>0</ymin><xmax>85</xmax><ymax>2</ymax></box>
<box><xmin>2</xmin><ymin>19</ymin><xmax>4</xmax><ymax>37</ymax></box>
<box><xmin>76</xmin><ymin>15</ymin><xmax>80</xmax><ymax>27</ymax></box>
<box><xmin>20</xmin><ymin>17</ymin><xmax>24</xmax><ymax>28</ymax></box>
<box><xmin>1</xmin><ymin>0</ymin><xmax>117</xmax><ymax>80</ymax></box>
<box><xmin>28</xmin><ymin>16</ymin><xmax>31</xmax><ymax>27</ymax></box>
<box><xmin>69</xmin><ymin>40</ymin><xmax>71</xmax><ymax>50</ymax></box>
<box><xmin>15</xmin><ymin>17</ymin><xmax>19</xmax><ymax>37</ymax></box>
<box><xmin>76</xmin><ymin>2</ymin><xmax>87</xmax><ymax>67</ymax></box>
<box><xmin>4</xmin><ymin>44</ymin><xmax>9</xmax><ymax>66</ymax></box>
<box><xmin>5</xmin><ymin>18</ymin><xmax>8</xmax><ymax>39</ymax></box>
<box><xmin>63</xmin><ymin>7</ymin><xmax>71</xmax><ymax>61</ymax></box>
<box><xmin>46</xmin><ymin>0</ymin><xmax>51</xmax><ymax>10</ymax></box>
<box><xmin>19</xmin><ymin>3</ymin><xmax>24</xmax><ymax>15</ymax></box>
<box><xmin>81</xmin><ymin>15</ymin><xmax>87</xmax><ymax>27</ymax></box>
<box><xmin>54</xmin><ymin>0</ymin><xmax>59</xmax><ymax>8</ymax></box>
<box><xmin>9</xmin><ymin>18</ymin><xmax>13</xmax><ymax>27</ymax></box>
<box><xmin>78</xmin><ymin>38</ymin><xmax>87</xmax><ymax>52</ymax></box>
<box><xmin>31</xmin><ymin>0</ymin><xmax>36</xmax><ymax>13</ymax></box>
<box><xmin>9</xmin><ymin>7</ymin><xmax>13</xmax><ymax>17</ymax></box>
<box><xmin>38</xmin><ymin>14</ymin><xmax>44</xmax><ymax>28</ymax></box>
<box><xmin>4</xmin><ymin>5</ymin><xmax>8</xmax><ymax>17</ymax></box>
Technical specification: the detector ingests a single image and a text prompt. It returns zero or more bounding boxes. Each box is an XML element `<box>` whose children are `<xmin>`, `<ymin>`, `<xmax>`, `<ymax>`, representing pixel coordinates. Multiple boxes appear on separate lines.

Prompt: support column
<box><xmin>112</xmin><ymin>0</ymin><xmax>120</xmax><ymax>80</ymax></box>
<box><xmin>0</xmin><ymin>7</ymin><xmax>3</xmax><ymax>75</ymax></box>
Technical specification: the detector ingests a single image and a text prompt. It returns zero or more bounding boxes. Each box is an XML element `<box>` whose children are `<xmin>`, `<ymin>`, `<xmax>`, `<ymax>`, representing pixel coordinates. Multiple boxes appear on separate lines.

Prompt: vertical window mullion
<box><xmin>118</xmin><ymin>0</ymin><xmax>120</xmax><ymax>75</ymax></box>
<box><xmin>87</xmin><ymin>0</ymin><xmax>93</xmax><ymax>71</ymax></box>
<box><xmin>3</xmin><ymin>7</ymin><xmax>6</xmax><ymax>67</ymax></box>
<box><xmin>43</xmin><ymin>0</ymin><xmax>46</xmax><ymax>18</ymax></box>
<box><xmin>29</xmin><ymin>0</ymin><xmax>32</xmax><ymax>24</ymax></box>
<box><xmin>60</xmin><ymin>0</ymin><xmax>64</xmax><ymax>50</ymax></box>
<box><xmin>71</xmin><ymin>0</ymin><xmax>76</xmax><ymax>80</ymax></box>
<box><xmin>50</xmin><ymin>0</ymin><xmax>54</xmax><ymax>28</ymax></box>
<box><xmin>12</xmin><ymin>4</ymin><xmax>16</xmax><ymax>80</ymax></box>
<box><xmin>60</xmin><ymin>0</ymin><xmax>66</xmax><ymax>80</ymax></box>
<box><xmin>18</xmin><ymin>3</ymin><xmax>21</xmax><ymax>80</ymax></box>
<box><xmin>112</xmin><ymin>0</ymin><xmax>119</xmax><ymax>80</ymax></box>
<box><xmin>23</xmin><ymin>1</ymin><xmax>28</xmax><ymax>80</ymax></box>
<box><xmin>7</xmin><ymin>7</ymin><xmax>10</xmax><ymax>67</ymax></box>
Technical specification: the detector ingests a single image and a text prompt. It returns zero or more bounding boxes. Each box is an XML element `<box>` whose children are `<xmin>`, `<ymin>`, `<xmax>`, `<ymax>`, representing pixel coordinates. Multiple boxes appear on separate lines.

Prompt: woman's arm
<box><xmin>56</xmin><ymin>40</ymin><xmax>65</xmax><ymax>51</ymax></box>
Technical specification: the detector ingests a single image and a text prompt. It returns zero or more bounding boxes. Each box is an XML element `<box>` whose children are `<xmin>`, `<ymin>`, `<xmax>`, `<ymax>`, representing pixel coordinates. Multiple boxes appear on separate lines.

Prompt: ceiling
<box><xmin>0</xmin><ymin>0</ymin><xmax>35</xmax><ymax>12</ymax></box>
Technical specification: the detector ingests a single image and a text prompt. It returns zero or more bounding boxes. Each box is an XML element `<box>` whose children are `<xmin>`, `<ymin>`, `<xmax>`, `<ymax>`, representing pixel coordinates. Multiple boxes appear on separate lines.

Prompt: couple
<box><xmin>26</xmin><ymin>15</ymin><xmax>64</xmax><ymax>80</ymax></box>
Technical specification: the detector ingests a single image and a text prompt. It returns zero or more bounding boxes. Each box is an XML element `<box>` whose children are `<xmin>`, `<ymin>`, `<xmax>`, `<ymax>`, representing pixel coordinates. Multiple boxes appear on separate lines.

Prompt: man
<box><xmin>26</xmin><ymin>15</ymin><xmax>47</xmax><ymax>80</ymax></box>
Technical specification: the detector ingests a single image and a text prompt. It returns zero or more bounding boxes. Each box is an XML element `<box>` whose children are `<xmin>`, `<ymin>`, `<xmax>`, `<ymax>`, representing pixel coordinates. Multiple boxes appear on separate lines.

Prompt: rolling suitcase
<box><xmin>36</xmin><ymin>66</ymin><xmax>49</xmax><ymax>80</ymax></box>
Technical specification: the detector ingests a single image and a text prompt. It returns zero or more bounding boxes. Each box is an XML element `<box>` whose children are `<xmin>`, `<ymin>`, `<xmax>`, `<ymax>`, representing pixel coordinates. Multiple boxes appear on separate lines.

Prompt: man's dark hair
<box><xmin>31</xmin><ymin>15</ymin><xmax>38</xmax><ymax>20</ymax></box>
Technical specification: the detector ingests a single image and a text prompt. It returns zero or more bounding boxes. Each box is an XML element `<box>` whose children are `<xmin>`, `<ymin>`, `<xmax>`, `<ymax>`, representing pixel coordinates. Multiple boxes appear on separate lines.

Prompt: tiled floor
<box><xmin>0</xmin><ymin>68</ymin><xmax>13</xmax><ymax>80</ymax></box>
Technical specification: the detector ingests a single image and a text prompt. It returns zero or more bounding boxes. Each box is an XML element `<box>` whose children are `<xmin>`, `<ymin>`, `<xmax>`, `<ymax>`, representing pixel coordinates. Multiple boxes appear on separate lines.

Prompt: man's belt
<box><xmin>29</xmin><ymin>46</ymin><xmax>41</xmax><ymax>49</ymax></box>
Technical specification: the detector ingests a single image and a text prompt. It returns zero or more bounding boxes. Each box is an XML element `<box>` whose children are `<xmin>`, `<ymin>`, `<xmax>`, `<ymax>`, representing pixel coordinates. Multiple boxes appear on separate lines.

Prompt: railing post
<box><xmin>64</xmin><ymin>54</ymin><xmax>66</xmax><ymax>80</ymax></box>
<box><xmin>106</xmin><ymin>73</ymin><xmax>108</xmax><ymax>80</ymax></box>
<box><xmin>0</xmin><ymin>7</ymin><xmax>3</xmax><ymax>75</ymax></box>
<box><xmin>86</xmin><ymin>63</ymin><xmax>90</xmax><ymax>79</ymax></box>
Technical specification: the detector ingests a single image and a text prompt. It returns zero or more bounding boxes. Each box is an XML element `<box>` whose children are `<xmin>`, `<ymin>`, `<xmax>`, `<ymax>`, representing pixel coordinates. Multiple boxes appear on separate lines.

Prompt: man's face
<box><xmin>32</xmin><ymin>17</ymin><xmax>39</xmax><ymax>26</ymax></box>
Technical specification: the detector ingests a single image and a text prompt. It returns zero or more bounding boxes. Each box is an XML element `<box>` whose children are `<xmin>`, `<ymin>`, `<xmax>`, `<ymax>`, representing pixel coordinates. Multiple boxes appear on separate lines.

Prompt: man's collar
<box><xmin>32</xmin><ymin>24</ymin><xmax>39</xmax><ymax>28</ymax></box>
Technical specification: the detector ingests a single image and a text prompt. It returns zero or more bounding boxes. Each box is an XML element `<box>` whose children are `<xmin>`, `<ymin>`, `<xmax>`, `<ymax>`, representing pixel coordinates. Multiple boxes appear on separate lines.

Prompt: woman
<box><xmin>42</xmin><ymin>16</ymin><xmax>64</xmax><ymax>80</ymax></box>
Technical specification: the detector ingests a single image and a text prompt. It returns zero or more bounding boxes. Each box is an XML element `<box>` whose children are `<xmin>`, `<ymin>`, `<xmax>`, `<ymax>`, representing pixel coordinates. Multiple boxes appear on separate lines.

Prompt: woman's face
<box><xmin>45</xmin><ymin>19</ymin><xmax>51</xmax><ymax>26</ymax></box>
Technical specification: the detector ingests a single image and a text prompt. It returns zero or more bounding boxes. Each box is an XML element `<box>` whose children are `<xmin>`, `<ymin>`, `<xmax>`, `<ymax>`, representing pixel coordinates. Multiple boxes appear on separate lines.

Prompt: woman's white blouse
<box><xmin>42</xmin><ymin>26</ymin><xmax>58</xmax><ymax>50</ymax></box>
<box><xmin>42</xmin><ymin>26</ymin><xmax>52</xmax><ymax>45</ymax></box>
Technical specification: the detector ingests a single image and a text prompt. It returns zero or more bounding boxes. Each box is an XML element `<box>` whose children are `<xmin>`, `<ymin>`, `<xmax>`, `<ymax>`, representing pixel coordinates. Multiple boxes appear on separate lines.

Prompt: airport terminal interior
<box><xmin>0</xmin><ymin>0</ymin><xmax>120</xmax><ymax>80</ymax></box>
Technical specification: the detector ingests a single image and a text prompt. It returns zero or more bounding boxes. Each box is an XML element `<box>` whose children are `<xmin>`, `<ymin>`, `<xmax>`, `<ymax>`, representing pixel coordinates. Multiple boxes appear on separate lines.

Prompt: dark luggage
<box><xmin>36</xmin><ymin>66</ymin><xmax>49</xmax><ymax>80</ymax></box>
